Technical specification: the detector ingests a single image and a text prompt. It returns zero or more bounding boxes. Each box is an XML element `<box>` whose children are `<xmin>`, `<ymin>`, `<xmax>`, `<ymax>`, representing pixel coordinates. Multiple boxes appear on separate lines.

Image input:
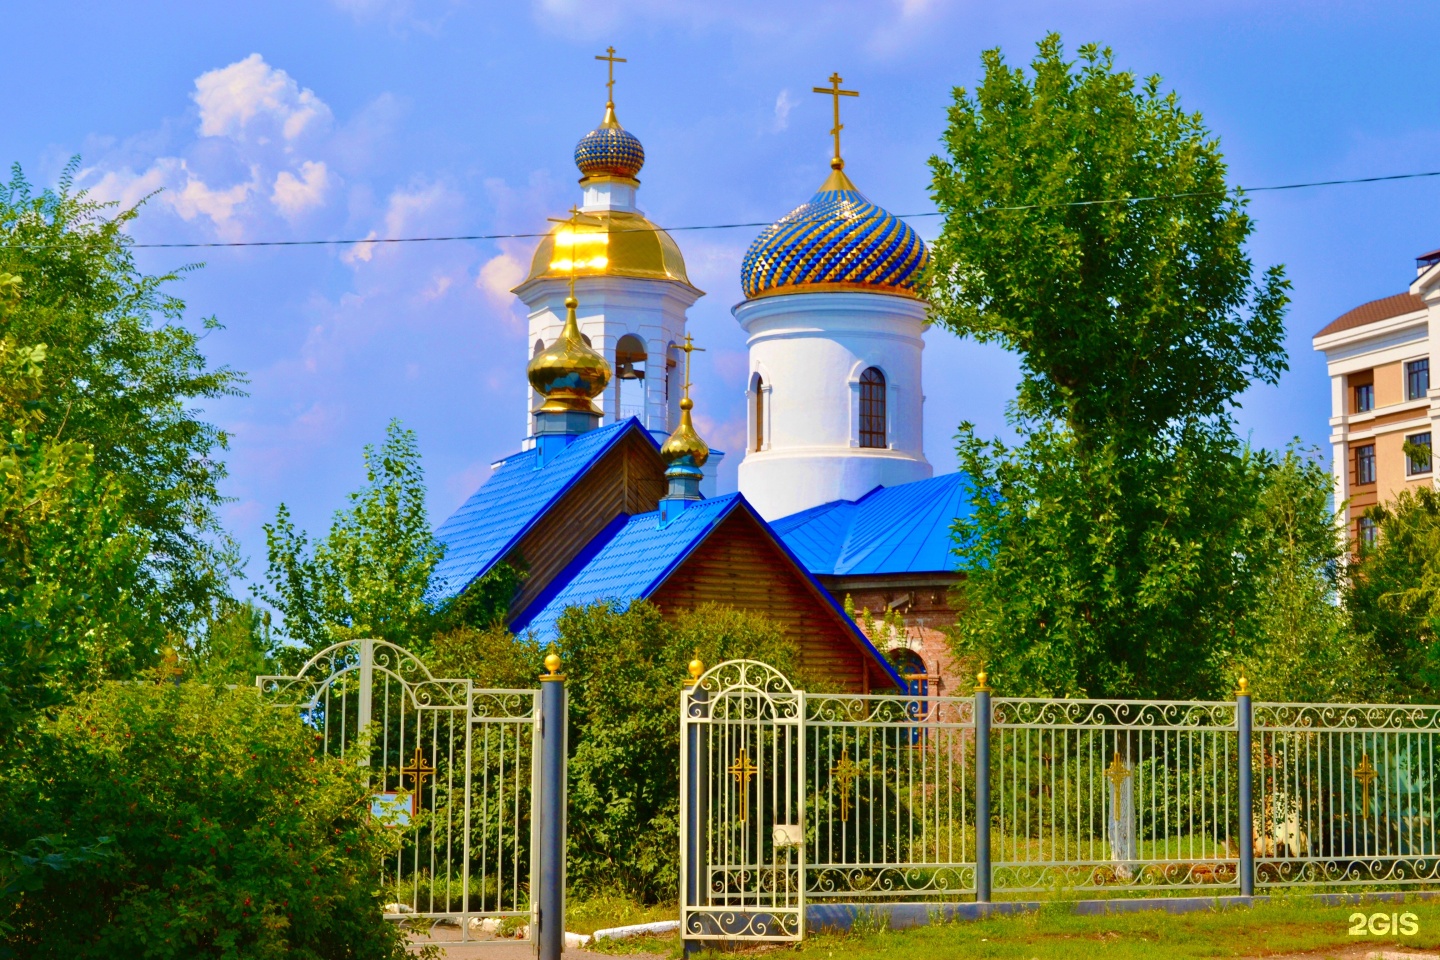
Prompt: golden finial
<box><xmin>813</xmin><ymin>72</ymin><xmax>859</xmax><ymax>188</ymax></box>
<box><xmin>975</xmin><ymin>669</ymin><xmax>990</xmax><ymax>693</ymax></box>
<box><xmin>541</xmin><ymin>652</ymin><xmax>564</xmax><ymax>681</ymax></box>
<box><xmin>595</xmin><ymin>46</ymin><xmax>627</xmax><ymax>126</ymax></box>
<box><xmin>685</xmin><ymin>655</ymin><xmax>704</xmax><ymax>686</ymax></box>
<box><xmin>660</xmin><ymin>333</ymin><xmax>710</xmax><ymax>467</ymax></box>
<box><xmin>529</xmin><ymin>207</ymin><xmax>611</xmax><ymax>415</ymax></box>
<box><xmin>1237</xmin><ymin>673</ymin><xmax>1250</xmax><ymax>697</ymax></box>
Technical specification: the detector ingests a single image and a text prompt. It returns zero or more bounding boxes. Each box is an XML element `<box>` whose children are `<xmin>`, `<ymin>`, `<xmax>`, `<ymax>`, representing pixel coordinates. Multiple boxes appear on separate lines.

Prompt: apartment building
<box><xmin>1313</xmin><ymin>248</ymin><xmax>1439</xmax><ymax>549</ymax></box>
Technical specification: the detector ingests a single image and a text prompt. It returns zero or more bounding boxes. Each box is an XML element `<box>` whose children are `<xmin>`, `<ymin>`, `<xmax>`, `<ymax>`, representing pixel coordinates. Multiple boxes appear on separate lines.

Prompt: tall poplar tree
<box><xmin>928</xmin><ymin>37</ymin><xmax>1293</xmax><ymax>699</ymax></box>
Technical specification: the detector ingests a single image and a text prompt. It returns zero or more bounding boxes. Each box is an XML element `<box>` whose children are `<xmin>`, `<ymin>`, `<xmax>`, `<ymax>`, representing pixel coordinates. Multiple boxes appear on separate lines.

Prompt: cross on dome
<box><xmin>812</xmin><ymin>72</ymin><xmax>859</xmax><ymax>172</ymax></box>
<box><xmin>595</xmin><ymin>46</ymin><xmax>627</xmax><ymax>108</ymax></box>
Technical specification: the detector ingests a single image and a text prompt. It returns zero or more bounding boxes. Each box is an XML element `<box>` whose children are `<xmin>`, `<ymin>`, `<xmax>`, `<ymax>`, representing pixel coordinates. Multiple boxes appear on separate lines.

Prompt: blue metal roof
<box><xmin>509</xmin><ymin>493</ymin><xmax>905</xmax><ymax>690</ymax></box>
<box><xmin>430</xmin><ymin>419</ymin><xmax>654</xmax><ymax>599</ymax></box>
<box><xmin>770</xmin><ymin>472</ymin><xmax>972</xmax><ymax>577</ymax></box>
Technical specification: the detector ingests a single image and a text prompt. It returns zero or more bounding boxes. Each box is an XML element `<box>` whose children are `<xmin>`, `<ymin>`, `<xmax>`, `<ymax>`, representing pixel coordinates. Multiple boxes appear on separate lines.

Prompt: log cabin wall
<box><xmin>650</xmin><ymin>508</ymin><xmax>886</xmax><ymax>693</ymax></box>
<box><xmin>506</xmin><ymin>432</ymin><xmax>667</xmax><ymax>616</ymax></box>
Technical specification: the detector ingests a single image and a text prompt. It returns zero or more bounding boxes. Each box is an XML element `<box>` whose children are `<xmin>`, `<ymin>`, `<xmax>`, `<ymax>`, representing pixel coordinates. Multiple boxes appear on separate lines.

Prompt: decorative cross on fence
<box><xmin>830</xmin><ymin>748</ymin><xmax>860</xmax><ymax>822</ymax></box>
<box><xmin>729</xmin><ymin>748</ymin><xmax>757</xmax><ymax>822</ymax></box>
<box><xmin>1104</xmin><ymin>750</ymin><xmax>1132</xmax><ymax>811</ymax></box>
<box><xmin>1354</xmin><ymin>752</ymin><xmax>1378</xmax><ymax>820</ymax></box>
<box><xmin>401</xmin><ymin>747</ymin><xmax>435</xmax><ymax>816</ymax></box>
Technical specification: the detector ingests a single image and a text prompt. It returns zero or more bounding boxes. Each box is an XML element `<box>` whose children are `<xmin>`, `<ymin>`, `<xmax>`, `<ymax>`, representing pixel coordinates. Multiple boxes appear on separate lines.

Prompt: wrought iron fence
<box><xmin>680</xmin><ymin>660</ymin><xmax>1440</xmax><ymax>947</ymax></box>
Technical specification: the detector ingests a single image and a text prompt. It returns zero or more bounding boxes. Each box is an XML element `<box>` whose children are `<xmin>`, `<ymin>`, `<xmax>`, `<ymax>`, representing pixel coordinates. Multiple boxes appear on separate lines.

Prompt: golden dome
<box><xmin>527</xmin><ymin>291</ymin><xmax>611</xmax><ymax>415</ymax></box>
<box><xmin>660</xmin><ymin>397</ymin><xmax>710</xmax><ymax>468</ymax></box>
<box><xmin>522</xmin><ymin>210</ymin><xmax>695</xmax><ymax>288</ymax></box>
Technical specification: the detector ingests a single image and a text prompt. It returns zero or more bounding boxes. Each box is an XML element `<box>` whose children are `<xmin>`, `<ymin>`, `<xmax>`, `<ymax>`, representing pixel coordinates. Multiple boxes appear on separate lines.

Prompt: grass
<box><xmin>575</xmin><ymin>894</ymin><xmax>1440</xmax><ymax>959</ymax></box>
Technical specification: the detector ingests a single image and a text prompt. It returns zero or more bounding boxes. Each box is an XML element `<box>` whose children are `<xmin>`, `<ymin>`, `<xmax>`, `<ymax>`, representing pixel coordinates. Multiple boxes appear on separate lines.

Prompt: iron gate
<box><xmin>258</xmin><ymin>639</ymin><xmax>542</xmax><ymax>943</ymax></box>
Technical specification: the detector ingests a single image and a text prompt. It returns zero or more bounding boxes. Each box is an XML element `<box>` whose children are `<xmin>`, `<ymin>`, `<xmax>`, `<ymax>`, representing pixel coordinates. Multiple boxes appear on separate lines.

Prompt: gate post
<box><xmin>357</xmin><ymin>638</ymin><xmax>374</xmax><ymax>760</ymax></box>
<box><xmin>538</xmin><ymin>654</ymin><xmax>568</xmax><ymax>960</ymax></box>
<box><xmin>681</xmin><ymin>659</ymin><xmax>709</xmax><ymax>958</ymax></box>
<box><xmin>1236</xmin><ymin>673</ymin><xmax>1254</xmax><ymax>898</ymax></box>
<box><xmin>974</xmin><ymin>671</ymin><xmax>992</xmax><ymax>904</ymax></box>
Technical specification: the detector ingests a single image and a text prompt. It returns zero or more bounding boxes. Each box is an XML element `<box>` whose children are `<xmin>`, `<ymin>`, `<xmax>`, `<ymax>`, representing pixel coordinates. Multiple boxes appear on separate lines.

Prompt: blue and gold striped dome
<box><xmin>740</xmin><ymin>168</ymin><xmax>927</xmax><ymax>300</ymax></box>
<box><xmin>574</xmin><ymin>104</ymin><xmax>645</xmax><ymax>180</ymax></box>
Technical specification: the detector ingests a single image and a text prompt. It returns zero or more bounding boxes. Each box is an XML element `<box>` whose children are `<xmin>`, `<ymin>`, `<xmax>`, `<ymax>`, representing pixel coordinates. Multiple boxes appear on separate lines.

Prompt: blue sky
<box><xmin>4</xmin><ymin>1</ymin><xmax>1439</xmax><ymax>583</ymax></box>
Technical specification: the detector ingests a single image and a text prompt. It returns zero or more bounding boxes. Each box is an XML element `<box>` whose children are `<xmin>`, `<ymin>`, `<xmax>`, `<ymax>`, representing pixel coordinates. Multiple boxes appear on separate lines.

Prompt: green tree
<box><xmin>0</xmin><ymin>163</ymin><xmax>242</xmax><ymax>728</ymax></box>
<box><xmin>0</xmin><ymin>682</ymin><xmax>408</xmax><ymax>959</ymax></box>
<box><xmin>1347</xmin><ymin>486</ymin><xmax>1440</xmax><ymax>696</ymax></box>
<box><xmin>182</xmin><ymin>600</ymin><xmax>281</xmax><ymax>687</ymax></box>
<box><xmin>929</xmin><ymin>37</ymin><xmax>1291</xmax><ymax>699</ymax></box>
<box><xmin>260</xmin><ymin>420</ymin><xmax>445</xmax><ymax>654</ymax></box>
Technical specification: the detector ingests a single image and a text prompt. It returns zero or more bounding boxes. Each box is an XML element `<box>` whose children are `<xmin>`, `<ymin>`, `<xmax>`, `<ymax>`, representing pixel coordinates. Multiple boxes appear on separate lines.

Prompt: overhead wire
<box><xmin>9</xmin><ymin>167</ymin><xmax>1440</xmax><ymax>251</ymax></box>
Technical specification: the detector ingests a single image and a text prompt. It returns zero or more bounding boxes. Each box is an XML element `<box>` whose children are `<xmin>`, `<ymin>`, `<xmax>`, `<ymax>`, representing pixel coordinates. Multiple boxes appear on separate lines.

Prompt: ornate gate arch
<box><xmin>258</xmin><ymin>638</ymin><xmax>541</xmax><ymax>942</ymax></box>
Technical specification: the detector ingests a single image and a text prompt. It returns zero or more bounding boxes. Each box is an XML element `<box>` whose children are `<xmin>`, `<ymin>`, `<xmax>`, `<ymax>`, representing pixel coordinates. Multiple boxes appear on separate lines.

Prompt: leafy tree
<box><xmin>182</xmin><ymin>600</ymin><xmax>281</xmax><ymax>687</ymax></box>
<box><xmin>928</xmin><ymin>37</ymin><xmax>1291</xmax><ymax>699</ymax></box>
<box><xmin>260</xmin><ymin>420</ymin><xmax>445</xmax><ymax>654</ymax></box>
<box><xmin>0</xmin><ymin>163</ymin><xmax>244</xmax><ymax>675</ymax></box>
<box><xmin>0</xmin><ymin>682</ymin><xmax>408</xmax><ymax>960</ymax></box>
<box><xmin>1347</xmin><ymin>486</ymin><xmax>1440</xmax><ymax>696</ymax></box>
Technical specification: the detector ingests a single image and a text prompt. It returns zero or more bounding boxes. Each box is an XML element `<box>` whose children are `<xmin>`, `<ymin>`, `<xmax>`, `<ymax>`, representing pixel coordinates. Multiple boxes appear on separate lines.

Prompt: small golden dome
<box><xmin>527</xmin><ymin>292</ymin><xmax>611</xmax><ymax>415</ymax></box>
<box><xmin>660</xmin><ymin>397</ymin><xmax>709</xmax><ymax>468</ymax></box>
<box><xmin>521</xmin><ymin>210</ymin><xmax>695</xmax><ymax>288</ymax></box>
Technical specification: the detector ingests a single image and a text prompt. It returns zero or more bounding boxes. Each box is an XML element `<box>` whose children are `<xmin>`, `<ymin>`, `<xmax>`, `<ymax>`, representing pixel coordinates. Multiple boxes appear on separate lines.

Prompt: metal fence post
<box><xmin>975</xmin><ymin>671</ymin><xmax>992</xmax><ymax>903</ymax></box>
<box><xmin>682</xmin><ymin>659</ymin><xmax>709</xmax><ymax>957</ymax></box>
<box><xmin>538</xmin><ymin>654</ymin><xmax>568</xmax><ymax>960</ymax></box>
<box><xmin>1236</xmin><ymin>673</ymin><xmax>1254</xmax><ymax>898</ymax></box>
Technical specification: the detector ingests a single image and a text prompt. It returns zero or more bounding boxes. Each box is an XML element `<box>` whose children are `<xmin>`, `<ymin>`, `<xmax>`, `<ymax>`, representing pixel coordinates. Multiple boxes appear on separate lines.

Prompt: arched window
<box><xmin>614</xmin><ymin>334</ymin><xmax>647</xmax><ymax>422</ymax></box>
<box><xmin>753</xmin><ymin>375</ymin><xmax>765</xmax><ymax>451</ymax></box>
<box><xmin>533</xmin><ymin>338</ymin><xmax>545</xmax><ymax>357</ymax></box>
<box><xmin>859</xmin><ymin>367</ymin><xmax>886</xmax><ymax>448</ymax></box>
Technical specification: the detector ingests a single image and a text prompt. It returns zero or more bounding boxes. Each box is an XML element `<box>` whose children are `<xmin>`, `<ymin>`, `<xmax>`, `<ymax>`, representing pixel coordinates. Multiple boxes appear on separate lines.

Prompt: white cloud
<box><xmin>384</xmin><ymin>179</ymin><xmax>458</xmax><ymax>235</ymax></box>
<box><xmin>477</xmin><ymin>251</ymin><xmax>525</xmax><ymax>304</ymax></box>
<box><xmin>344</xmin><ymin>230</ymin><xmax>380</xmax><ymax>265</ymax></box>
<box><xmin>773</xmin><ymin>89</ymin><xmax>797</xmax><ymax>132</ymax></box>
<box><xmin>193</xmin><ymin>53</ymin><xmax>332</xmax><ymax>142</ymax></box>
<box><xmin>83</xmin><ymin>157</ymin><xmax>257</xmax><ymax>237</ymax></box>
<box><xmin>271</xmin><ymin>160</ymin><xmax>331</xmax><ymax>216</ymax></box>
<box><xmin>169</xmin><ymin>163</ymin><xmax>257</xmax><ymax>229</ymax></box>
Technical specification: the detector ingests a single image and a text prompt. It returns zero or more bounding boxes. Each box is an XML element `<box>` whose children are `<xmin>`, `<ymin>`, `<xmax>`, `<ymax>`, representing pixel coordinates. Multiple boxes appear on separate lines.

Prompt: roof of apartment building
<box><xmin>1314</xmin><ymin>291</ymin><xmax>1426</xmax><ymax>340</ymax></box>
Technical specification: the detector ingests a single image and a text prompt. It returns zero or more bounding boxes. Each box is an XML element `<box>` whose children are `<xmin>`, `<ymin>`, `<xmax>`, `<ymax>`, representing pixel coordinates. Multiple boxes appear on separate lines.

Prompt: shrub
<box><xmin>0</xmin><ymin>682</ymin><xmax>408</xmax><ymax>960</ymax></box>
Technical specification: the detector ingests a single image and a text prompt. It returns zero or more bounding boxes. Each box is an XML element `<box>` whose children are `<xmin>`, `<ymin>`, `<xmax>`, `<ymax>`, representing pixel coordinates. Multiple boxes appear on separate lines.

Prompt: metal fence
<box><xmin>679</xmin><ymin>660</ymin><xmax>1440</xmax><ymax>946</ymax></box>
<box><xmin>258</xmin><ymin>639</ymin><xmax>568</xmax><ymax>951</ymax></box>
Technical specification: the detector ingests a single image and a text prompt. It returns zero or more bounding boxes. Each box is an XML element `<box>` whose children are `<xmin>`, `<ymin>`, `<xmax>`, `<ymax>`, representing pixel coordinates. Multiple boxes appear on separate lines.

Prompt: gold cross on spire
<box><xmin>595</xmin><ymin>46</ymin><xmax>627</xmax><ymax>106</ymax></box>
<box><xmin>547</xmin><ymin>205</ymin><xmax>589</xmax><ymax>298</ymax></box>
<box><xmin>679</xmin><ymin>333</ymin><xmax>705</xmax><ymax>401</ymax></box>
<box><xmin>812</xmin><ymin>72</ymin><xmax>859</xmax><ymax>170</ymax></box>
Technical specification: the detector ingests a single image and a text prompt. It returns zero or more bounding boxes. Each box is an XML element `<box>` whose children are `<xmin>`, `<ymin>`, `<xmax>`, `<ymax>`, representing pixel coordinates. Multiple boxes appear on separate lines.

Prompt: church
<box><xmin>432</xmin><ymin>52</ymin><xmax>967</xmax><ymax>695</ymax></box>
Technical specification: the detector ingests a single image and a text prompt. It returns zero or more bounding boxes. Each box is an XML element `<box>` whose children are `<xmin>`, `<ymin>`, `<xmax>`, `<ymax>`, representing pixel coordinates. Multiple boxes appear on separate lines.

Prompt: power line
<box><xmin>14</xmin><ymin>167</ymin><xmax>1440</xmax><ymax>251</ymax></box>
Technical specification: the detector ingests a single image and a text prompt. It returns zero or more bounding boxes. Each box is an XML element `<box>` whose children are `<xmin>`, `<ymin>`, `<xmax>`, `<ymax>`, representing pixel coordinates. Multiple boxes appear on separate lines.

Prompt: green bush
<box><xmin>0</xmin><ymin>682</ymin><xmax>408</xmax><ymax>960</ymax></box>
<box><xmin>432</xmin><ymin>601</ymin><xmax>803</xmax><ymax>903</ymax></box>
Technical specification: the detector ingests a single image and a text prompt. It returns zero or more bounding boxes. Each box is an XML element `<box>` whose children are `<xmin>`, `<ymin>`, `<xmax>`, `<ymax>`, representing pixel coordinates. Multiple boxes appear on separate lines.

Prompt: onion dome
<box><xmin>527</xmin><ymin>290</ymin><xmax>611</xmax><ymax>416</ymax></box>
<box><xmin>574</xmin><ymin>103</ymin><xmax>645</xmax><ymax>181</ymax></box>
<box><xmin>522</xmin><ymin>209</ymin><xmax>693</xmax><ymax>288</ymax></box>
<box><xmin>740</xmin><ymin>165</ymin><xmax>928</xmax><ymax>300</ymax></box>
<box><xmin>660</xmin><ymin>396</ymin><xmax>709</xmax><ymax>469</ymax></box>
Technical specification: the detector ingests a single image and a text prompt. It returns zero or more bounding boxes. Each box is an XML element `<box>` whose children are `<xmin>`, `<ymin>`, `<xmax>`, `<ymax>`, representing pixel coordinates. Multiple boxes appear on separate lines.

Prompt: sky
<box><xmin>3</xmin><ymin>0</ymin><xmax>1439</xmax><ymax>585</ymax></box>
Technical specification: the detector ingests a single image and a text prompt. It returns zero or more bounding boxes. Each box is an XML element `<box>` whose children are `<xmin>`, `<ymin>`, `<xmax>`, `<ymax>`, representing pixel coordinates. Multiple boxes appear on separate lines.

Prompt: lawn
<box><xmin>582</xmin><ymin>895</ymin><xmax>1440</xmax><ymax>959</ymax></box>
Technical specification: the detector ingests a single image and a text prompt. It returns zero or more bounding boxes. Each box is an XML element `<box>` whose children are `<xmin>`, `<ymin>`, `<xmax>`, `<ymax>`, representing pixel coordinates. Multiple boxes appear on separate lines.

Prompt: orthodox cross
<box><xmin>1354</xmin><ymin>752</ymin><xmax>1378</xmax><ymax>820</ymax></box>
<box><xmin>729</xmin><ymin>748</ymin><xmax>757</xmax><ymax>822</ymax></box>
<box><xmin>595</xmin><ymin>46</ymin><xmax>626</xmax><ymax>105</ymax></box>
<box><xmin>1104</xmin><ymin>750</ymin><xmax>1132</xmax><ymax>812</ymax></box>
<box><xmin>547</xmin><ymin>205</ymin><xmax>589</xmax><ymax>290</ymax></box>
<box><xmin>679</xmin><ymin>333</ymin><xmax>705</xmax><ymax>400</ymax></box>
<box><xmin>812</xmin><ymin>72</ymin><xmax>859</xmax><ymax>168</ymax></box>
<box><xmin>830</xmin><ymin>748</ymin><xmax>860</xmax><ymax>822</ymax></box>
<box><xmin>400</xmin><ymin>746</ymin><xmax>436</xmax><ymax>816</ymax></box>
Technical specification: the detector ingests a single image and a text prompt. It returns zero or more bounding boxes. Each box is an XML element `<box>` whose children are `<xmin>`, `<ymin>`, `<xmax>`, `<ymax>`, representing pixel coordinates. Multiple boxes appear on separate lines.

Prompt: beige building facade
<box><xmin>1313</xmin><ymin>248</ymin><xmax>1439</xmax><ymax>549</ymax></box>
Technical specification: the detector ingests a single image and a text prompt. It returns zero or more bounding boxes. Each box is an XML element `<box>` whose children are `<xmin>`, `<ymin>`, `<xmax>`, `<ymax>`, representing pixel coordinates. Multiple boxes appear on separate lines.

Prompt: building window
<box><xmin>1407</xmin><ymin>358</ymin><xmax>1430</xmax><ymax>401</ymax></box>
<box><xmin>1358</xmin><ymin>515</ymin><xmax>1378</xmax><ymax>551</ymax></box>
<box><xmin>1356</xmin><ymin>444</ymin><xmax>1376</xmax><ymax>485</ymax></box>
<box><xmin>1354</xmin><ymin>383</ymin><xmax>1374</xmax><ymax>413</ymax></box>
<box><xmin>533</xmin><ymin>338</ymin><xmax>545</xmax><ymax>357</ymax></box>
<box><xmin>859</xmin><ymin>367</ymin><xmax>887</xmax><ymax>448</ymax></box>
<box><xmin>753</xmin><ymin>376</ymin><xmax>764</xmax><ymax>452</ymax></box>
<box><xmin>1407</xmin><ymin>432</ymin><xmax>1433</xmax><ymax>476</ymax></box>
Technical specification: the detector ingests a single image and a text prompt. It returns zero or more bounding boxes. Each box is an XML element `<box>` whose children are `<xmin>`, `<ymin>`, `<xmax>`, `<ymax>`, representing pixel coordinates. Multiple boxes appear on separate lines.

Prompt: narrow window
<box><xmin>1355</xmin><ymin>444</ymin><xmax>1376</xmax><ymax>485</ymax></box>
<box><xmin>1407</xmin><ymin>359</ymin><xmax>1431</xmax><ymax>401</ymax></box>
<box><xmin>1406</xmin><ymin>432</ymin><xmax>1432</xmax><ymax>476</ymax></box>
<box><xmin>533</xmin><ymin>338</ymin><xmax>545</xmax><ymax>357</ymax></box>
<box><xmin>859</xmin><ymin>367</ymin><xmax>886</xmax><ymax>448</ymax></box>
<box><xmin>1358</xmin><ymin>515</ymin><xmax>1378</xmax><ymax>550</ymax></box>
<box><xmin>753</xmin><ymin>376</ymin><xmax>765</xmax><ymax>451</ymax></box>
<box><xmin>1354</xmin><ymin>383</ymin><xmax>1374</xmax><ymax>413</ymax></box>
